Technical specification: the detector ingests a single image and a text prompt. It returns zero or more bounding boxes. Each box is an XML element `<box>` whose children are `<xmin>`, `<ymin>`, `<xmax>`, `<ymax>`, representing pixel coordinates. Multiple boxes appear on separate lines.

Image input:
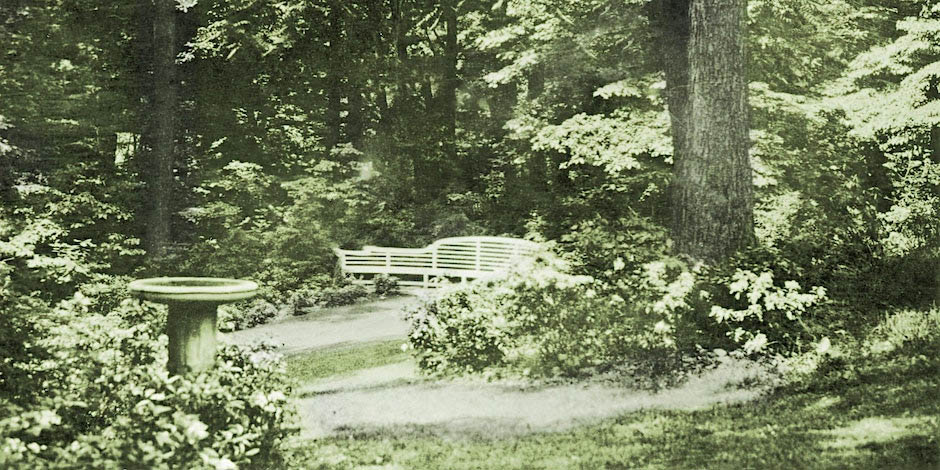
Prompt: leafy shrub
<box><xmin>618</xmin><ymin>256</ymin><xmax>702</xmax><ymax>354</ymax></box>
<box><xmin>3</xmin><ymin>161</ymin><xmax>145</xmax><ymax>290</ymax></box>
<box><xmin>706</xmin><ymin>269</ymin><xmax>828</xmax><ymax>355</ymax></box>
<box><xmin>407</xmin><ymin>251</ymin><xmax>648</xmax><ymax>377</ymax></box>
<box><xmin>557</xmin><ymin>215</ymin><xmax>669</xmax><ymax>281</ymax></box>
<box><xmin>0</xmin><ymin>281</ymin><xmax>297</xmax><ymax>470</ymax></box>
<box><xmin>0</xmin><ymin>200</ymin><xmax>137</xmax><ymax>406</ymax></box>
<box><xmin>309</xmin><ymin>284</ymin><xmax>370</xmax><ymax>309</ymax></box>
<box><xmin>0</xmin><ymin>278</ymin><xmax>54</xmax><ymax>406</ymax></box>
<box><xmin>0</xmin><ymin>344</ymin><xmax>295</xmax><ymax>469</ymax></box>
<box><xmin>691</xmin><ymin>245</ymin><xmax>837</xmax><ymax>357</ymax></box>
<box><xmin>217</xmin><ymin>298</ymin><xmax>282</xmax><ymax>332</ymax></box>
<box><xmin>408</xmin><ymin>245</ymin><xmax>834</xmax><ymax>380</ymax></box>
<box><xmin>285</xmin><ymin>280</ymin><xmax>371</xmax><ymax>315</ymax></box>
<box><xmin>372</xmin><ymin>274</ymin><xmax>401</xmax><ymax>297</ymax></box>
<box><xmin>753</xmin><ymin>185</ymin><xmax>905</xmax><ymax>309</ymax></box>
<box><xmin>77</xmin><ymin>273</ymin><xmax>134</xmax><ymax>314</ymax></box>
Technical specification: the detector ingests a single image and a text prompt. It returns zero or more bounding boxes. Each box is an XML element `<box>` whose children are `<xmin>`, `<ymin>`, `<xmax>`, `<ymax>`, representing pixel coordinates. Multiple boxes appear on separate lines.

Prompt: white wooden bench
<box><xmin>333</xmin><ymin>236</ymin><xmax>539</xmax><ymax>287</ymax></box>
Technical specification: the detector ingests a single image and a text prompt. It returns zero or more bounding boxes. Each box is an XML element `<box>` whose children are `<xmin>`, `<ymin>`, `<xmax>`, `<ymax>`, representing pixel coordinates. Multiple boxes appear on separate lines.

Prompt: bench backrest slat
<box><xmin>333</xmin><ymin>236</ymin><xmax>538</xmax><ymax>286</ymax></box>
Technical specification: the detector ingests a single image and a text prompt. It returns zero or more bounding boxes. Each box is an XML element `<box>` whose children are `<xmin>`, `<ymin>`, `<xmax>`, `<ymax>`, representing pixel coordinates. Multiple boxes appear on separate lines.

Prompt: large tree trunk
<box><xmin>147</xmin><ymin>0</ymin><xmax>177</xmax><ymax>258</ymax></box>
<box><xmin>671</xmin><ymin>0</ymin><xmax>753</xmax><ymax>263</ymax></box>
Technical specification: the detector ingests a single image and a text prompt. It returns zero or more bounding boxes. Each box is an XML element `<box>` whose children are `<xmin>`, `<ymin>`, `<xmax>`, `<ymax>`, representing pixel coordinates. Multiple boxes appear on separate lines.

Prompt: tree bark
<box><xmin>441</xmin><ymin>0</ymin><xmax>458</xmax><ymax>163</ymax></box>
<box><xmin>147</xmin><ymin>0</ymin><xmax>178</xmax><ymax>258</ymax></box>
<box><xmin>671</xmin><ymin>0</ymin><xmax>754</xmax><ymax>263</ymax></box>
<box><xmin>931</xmin><ymin>125</ymin><xmax>939</xmax><ymax>162</ymax></box>
<box><xmin>392</xmin><ymin>0</ymin><xmax>408</xmax><ymax>104</ymax></box>
<box><xmin>324</xmin><ymin>1</ymin><xmax>344</xmax><ymax>154</ymax></box>
<box><xmin>346</xmin><ymin>84</ymin><xmax>365</xmax><ymax>149</ymax></box>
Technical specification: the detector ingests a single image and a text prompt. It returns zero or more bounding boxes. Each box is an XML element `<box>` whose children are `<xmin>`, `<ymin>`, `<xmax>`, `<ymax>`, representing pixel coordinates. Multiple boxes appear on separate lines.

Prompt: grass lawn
<box><xmin>284</xmin><ymin>334</ymin><xmax>939</xmax><ymax>469</ymax></box>
<box><xmin>285</xmin><ymin>339</ymin><xmax>410</xmax><ymax>384</ymax></box>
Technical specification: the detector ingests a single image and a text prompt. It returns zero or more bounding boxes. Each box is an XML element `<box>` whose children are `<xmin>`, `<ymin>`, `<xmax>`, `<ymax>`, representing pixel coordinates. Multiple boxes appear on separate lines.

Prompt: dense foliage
<box><xmin>407</xmin><ymin>246</ymin><xmax>833</xmax><ymax>381</ymax></box>
<box><xmin>5</xmin><ymin>0</ymin><xmax>935</xmax><ymax>302</ymax></box>
<box><xmin>0</xmin><ymin>275</ymin><xmax>295</xmax><ymax>469</ymax></box>
<box><xmin>0</xmin><ymin>90</ymin><xmax>295</xmax><ymax>467</ymax></box>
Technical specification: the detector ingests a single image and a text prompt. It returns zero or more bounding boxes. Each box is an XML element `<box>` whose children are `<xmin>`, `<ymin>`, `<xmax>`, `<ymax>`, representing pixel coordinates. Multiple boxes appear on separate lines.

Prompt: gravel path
<box><xmin>225</xmin><ymin>294</ymin><xmax>771</xmax><ymax>439</ymax></box>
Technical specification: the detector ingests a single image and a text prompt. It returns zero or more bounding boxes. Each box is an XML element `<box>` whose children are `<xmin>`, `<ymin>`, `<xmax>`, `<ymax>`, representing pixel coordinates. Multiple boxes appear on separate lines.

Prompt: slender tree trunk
<box><xmin>133</xmin><ymin>0</ymin><xmax>153</xmax><ymax>238</ymax></box>
<box><xmin>671</xmin><ymin>0</ymin><xmax>753</xmax><ymax>262</ymax></box>
<box><xmin>324</xmin><ymin>1</ymin><xmax>344</xmax><ymax>153</ymax></box>
<box><xmin>931</xmin><ymin>126</ymin><xmax>939</xmax><ymax>162</ymax></box>
<box><xmin>650</xmin><ymin>0</ymin><xmax>691</xmax><ymax>164</ymax></box>
<box><xmin>392</xmin><ymin>0</ymin><xmax>408</xmax><ymax>103</ymax></box>
<box><xmin>442</xmin><ymin>0</ymin><xmax>458</xmax><ymax>163</ymax></box>
<box><xmin>147</xmin><ymin>0</ymin><xmax>178</xmax><ymax>258</ymax></box>
<box><xmin>346</xmin><ymin>83</ymin><xmax>365</xmax><ymax>149</ymax></box>
<box><xmin>419</xmin><ymin>76</ymin><xmax>434</xmax><ymax>106</ymax></box>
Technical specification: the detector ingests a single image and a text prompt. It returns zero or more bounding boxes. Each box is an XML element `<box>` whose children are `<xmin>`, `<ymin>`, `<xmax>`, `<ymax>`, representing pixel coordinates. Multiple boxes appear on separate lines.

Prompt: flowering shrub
<box><xmin>408</xmin><ymin>245</ymin><xmax>832</xmax><ymax>379</ymax></box>
<box><xmin>407</xmin><ymin>251</ymin><xmax>641</xmax><ymax>377</ymax></box>
<box><xmin>407</xmin><ymin>279</ymin><xmax>521</xmax><ymax>375</ymax></box>
<box><xmin>708</xmin><ymin>269</ymin><xmax>828</xmax><ymax>355</ymax></box>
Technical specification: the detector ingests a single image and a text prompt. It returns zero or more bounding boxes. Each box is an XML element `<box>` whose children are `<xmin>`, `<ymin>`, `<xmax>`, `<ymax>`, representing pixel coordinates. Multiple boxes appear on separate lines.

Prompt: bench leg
<box><xmin>423</xmin><ymin>274</ymin><xmax>428</xmax><ymax>288</ymax></box>
<box><xmin>461</xmin><ymin>276</ymin><xmax>466</xmax><ymax>284</ymax></box>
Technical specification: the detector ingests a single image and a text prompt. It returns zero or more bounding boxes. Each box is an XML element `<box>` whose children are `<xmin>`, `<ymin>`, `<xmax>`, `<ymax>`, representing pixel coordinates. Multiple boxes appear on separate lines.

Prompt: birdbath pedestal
<box><xmin>128</xmin><ymin>277</ymin><xmax>258</xmax><ymax>375</ymax></box>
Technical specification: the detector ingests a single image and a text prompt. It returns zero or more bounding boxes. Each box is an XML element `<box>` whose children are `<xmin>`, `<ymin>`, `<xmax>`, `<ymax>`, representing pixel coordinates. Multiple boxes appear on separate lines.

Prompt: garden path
<box><xmin>220</xmin><ymin>294</ymin><xmax>420</xmax><ymax>355</ymax></box>
<box><xmin>224</xmin><ymin>293</ymin><xmax>772</xmax><ymax>439</ymax></box>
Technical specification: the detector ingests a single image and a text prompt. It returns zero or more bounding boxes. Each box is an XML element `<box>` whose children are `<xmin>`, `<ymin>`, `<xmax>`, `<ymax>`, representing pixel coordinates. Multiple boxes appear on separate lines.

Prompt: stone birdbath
<box><xmin>128</xmin><ymin>277</ymin><xmax>258</xmax><ymax>375</ymax></box>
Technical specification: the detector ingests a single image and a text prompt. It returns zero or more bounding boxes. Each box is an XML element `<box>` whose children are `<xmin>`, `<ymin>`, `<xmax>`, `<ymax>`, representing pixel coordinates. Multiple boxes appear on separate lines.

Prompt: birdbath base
<box><xmin>129</xmin><ymin>277</ymin><xmax>258</xmax><ymax>375</ymax></box>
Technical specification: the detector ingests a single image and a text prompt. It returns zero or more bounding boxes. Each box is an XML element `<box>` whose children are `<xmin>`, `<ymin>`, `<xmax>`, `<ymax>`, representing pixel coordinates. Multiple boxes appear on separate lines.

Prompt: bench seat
<box><xmin>333</xmin><ymin>236</ymin><xmax>539</xmax><ymax>287</ymax></box>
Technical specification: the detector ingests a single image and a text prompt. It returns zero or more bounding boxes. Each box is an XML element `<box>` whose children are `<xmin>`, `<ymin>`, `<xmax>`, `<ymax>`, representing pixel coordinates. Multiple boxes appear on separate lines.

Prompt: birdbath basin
<box><xmin>129</xmin><ymin>277</ymin><xmax>258</xmax><ymax>374</ymax></box>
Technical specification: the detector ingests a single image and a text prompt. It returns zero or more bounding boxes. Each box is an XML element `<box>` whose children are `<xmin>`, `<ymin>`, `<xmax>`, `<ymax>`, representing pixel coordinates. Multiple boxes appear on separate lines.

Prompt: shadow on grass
<box><xmin>287</xmin><ymin>340</ymin><xmax>940</xmax><ymax>469</ymax></box>
<box><xmin>291</xmin><ymin>295</ymin><xmax>418</xmax><ymax>323</ymax></box>
<box><xmin>295</xmin><ymin>377</ymin><xmax>420</xmax><ymax>398</ymax></box>
<box><xmin>285</xmin><ymin>339</ymin><xmax>410</xmax><ymax>384</ymax></box>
